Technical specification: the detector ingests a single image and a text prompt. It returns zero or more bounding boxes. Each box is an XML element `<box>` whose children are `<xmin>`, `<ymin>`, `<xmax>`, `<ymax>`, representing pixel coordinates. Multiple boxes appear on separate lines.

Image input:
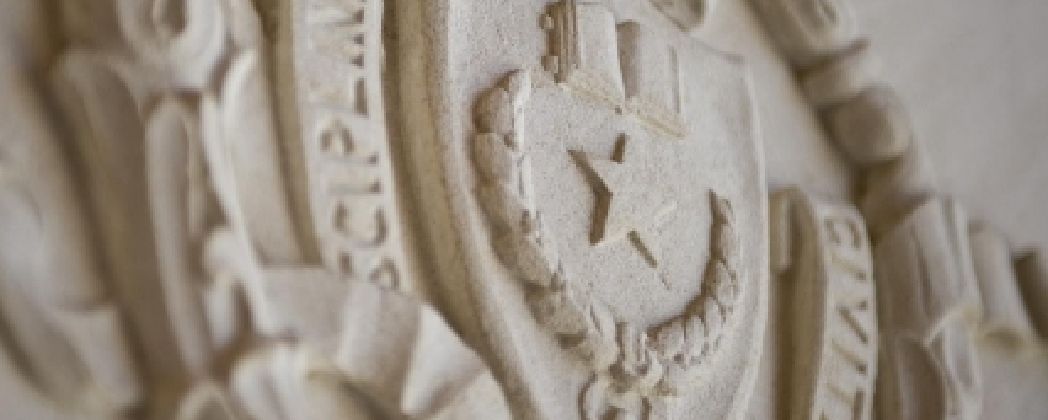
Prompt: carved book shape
<box><xmin>544</xmin><ymin>0</ymin><xmax>626</xmax><ymax>104</ymax></box>
<box><xmin>544</xmin><ymin>0</ymin><xmax>687</xmax><ymax>138</ymax></box>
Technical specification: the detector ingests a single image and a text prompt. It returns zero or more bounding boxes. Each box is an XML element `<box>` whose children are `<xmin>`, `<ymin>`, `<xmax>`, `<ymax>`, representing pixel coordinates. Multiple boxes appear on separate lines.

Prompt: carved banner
<box><xmin>281</xmin><ymin>0</ymin><xmax>410</xmax><ymax>291</ymax></box>
<box><xmin>772</xmin><ymin>188</ymin><xmax>877</xmax><ymax>420</ymax></box>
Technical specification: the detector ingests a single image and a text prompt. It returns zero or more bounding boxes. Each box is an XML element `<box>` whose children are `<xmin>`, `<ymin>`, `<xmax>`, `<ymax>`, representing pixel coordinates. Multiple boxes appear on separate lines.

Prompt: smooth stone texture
<box><xmin>750</xmin><ymin>0</ymin><xmax>861</xmax><ymax>65</ymax></box>
<box><xmin>852</xmin><ymin>0</ymin><xmax>1048</xmax><ymax>254</ymax></box>
<box><xmin>859</xmin><ymin>144</ymin><xmax>938</xmax><ymax>240</ymax></box>
<box><xmin>650</xmin><ymin>0</ymin><xmax>718</xmax><ymax>31</ymax></box>
<box><xmin>799</xmin><ymin>40</ymin><xmax>878</xmax><ymax>108</ymax></box>
<box><xmin>1015</xmin><ymin>252</ymin><xmax>1048</xmax><ymax>339</ymax></box>
<box><xmin>824</xmin><ymin>85</ymin><xmax>913</xmax><ymax>167</ymax></box>
<box><xmin>970</xmin><ymin>224</ymin><xmax>1038</xmax><ymax>342</ymax></box>
<box><xmin>0</xmin><ymin>0</ymin><xmax>1046</xmax><ymax>418</ymax></box>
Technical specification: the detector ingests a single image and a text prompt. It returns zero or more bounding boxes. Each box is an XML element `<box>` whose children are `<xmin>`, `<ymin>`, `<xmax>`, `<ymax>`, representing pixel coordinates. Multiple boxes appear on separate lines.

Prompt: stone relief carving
<box><xmin>1015</xmin><ymin>251</ymin><xmax>1048</xmax><ymax>340</ymax></box>
<box><xmin>0</xmin><ymin>0</ymin><xmax>511</xmax><ymax>418</ymax></box>
<box><xmin>276</xmin><ymin>0</ymin><xmax>411</xmax><ymax>292</ymax></box>
<box><xmin>969</xmin><ymin>224</ymin><xmax>1038</xmax><ymax>343</ymax></box>
<box><xmin>543</xmin><ymin>1</ymin><xmax>686</xmax><ymax>138</ymax></box>
<box><xmin>543</xmin><ymin>1</ymin><xmax>627</xmax><ymax>106</ymax></box>
<box><xmin>393</xmin><ymin>0</ymin><xmax>767</xmax><ymax>417</ymax></box>
<box><xmin>873</xmin><ymin>200</ymin><xmax>983</xmax><ymax>420</ymax></box>
<box><xmin>649</xmin><ymin>0</ymin><xmax>718</xmax><ymax>32</ymax></box>
<box><xmin>753</xmin><ymin>2</ymin><xmax>994</xmax><ymax>419</ymax></box>
<box><xmin>571</xmin><ymin>134</ymin><xmax>679</xmax><ymax>268</ymax></box>
<box><xmin>751</xmin><ymin>0</ymin><xmax>860</xmax><ymax>66</ymax></box>
<box><xmin>0</xmin><ymin>0</ymin><xmax>1041</xmax><ymax>418</ymax></box>
<box><xmin>0</xmin><ymin>72</ymin><xmax>141</xmax><ymax>417</ymax></box>
<box><xmin>616</xmin><ymin>22</ymin><xmax>687</xmax><ymax>140</ymax></box>
<box><xmin>753</xmin><ymin>0</ymin><xmax>912</xmax><ymax>176</ymax></box>
<box><xmin>797</xmin><ymin>40</ymin><xmax>876</xmax><ymax>109</ymax></box>
<box><xmin>473</xmin><ymin>71</ymin><xmax>744</xmax><ymax>418</ymax></box>
<box><xmin>771</xmin><ymin>188</ymin><xmax>878</xmax><ymax>420</ymax></box>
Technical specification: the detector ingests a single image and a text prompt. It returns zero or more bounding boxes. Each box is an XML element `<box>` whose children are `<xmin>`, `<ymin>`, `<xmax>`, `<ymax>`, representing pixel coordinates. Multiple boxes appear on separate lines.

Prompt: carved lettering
<box><xmin>288</xmin><ymin>0</ymin><xmax>408</xmax><ymax>291</ymax></box>
<box><xmin>772</xmin><ymin>188</ymin><xmax>877</xmax><ymax>420</ymax></box>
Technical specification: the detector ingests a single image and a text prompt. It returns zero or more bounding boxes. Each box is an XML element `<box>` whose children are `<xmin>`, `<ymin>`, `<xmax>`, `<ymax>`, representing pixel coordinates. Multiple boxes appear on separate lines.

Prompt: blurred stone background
<box><xmin>692</xmin><ymin>1</ymin><xmax>1048</xmax><ymax>418</ymax></box>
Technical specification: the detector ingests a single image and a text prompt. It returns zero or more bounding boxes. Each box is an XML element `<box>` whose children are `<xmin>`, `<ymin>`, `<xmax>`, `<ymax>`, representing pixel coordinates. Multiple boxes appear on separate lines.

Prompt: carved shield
<box><xmin>392</xmin><ymin>1</ymin><xmax>768</xmax><ymax>418</ymax></box>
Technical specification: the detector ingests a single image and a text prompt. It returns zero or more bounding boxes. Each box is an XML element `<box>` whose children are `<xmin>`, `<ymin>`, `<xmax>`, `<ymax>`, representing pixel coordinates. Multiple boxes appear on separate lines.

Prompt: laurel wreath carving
<box><xmin>471</xmin><ymin>70</ymin><xmax>744</xmax><ymax>417</ymax></box>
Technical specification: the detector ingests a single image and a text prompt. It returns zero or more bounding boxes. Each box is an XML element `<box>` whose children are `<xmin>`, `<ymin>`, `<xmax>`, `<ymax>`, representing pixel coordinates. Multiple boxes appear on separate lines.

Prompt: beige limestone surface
<box><xmin>695</xmin><ymin>0</ymin><xmax>855</xmax><ymax>200</ymax></box>
<box><xmin>0</xmin><ymin>0</ymin><xmax>1044</xmax><ymax>419</ymax></box>
<box><xmin>852</xmin><ymin>0</ymin><xmax>1048</xmax><ymax>254</ymax></box>
<box><xmin>688</xmin><ymin>1</ymin><xmax>1048</xmax><ymax>419</ymax></box>
<box><xmin>698</xmin><ymin>0</ymin><xmax>1048</xmax><ymax>251</ymax></box>
<box><xmin>392</xmin><ymin>1</ymin><xmax>768</xmax><ymax>417</ymax></box>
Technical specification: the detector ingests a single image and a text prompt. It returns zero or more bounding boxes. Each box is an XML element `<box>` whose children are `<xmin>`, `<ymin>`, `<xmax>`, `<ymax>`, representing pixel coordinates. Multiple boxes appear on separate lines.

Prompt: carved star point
<box><xmin>572</xmin><ymin>136</ymin><xmax>677</xmax><ymax>267</ymax></box>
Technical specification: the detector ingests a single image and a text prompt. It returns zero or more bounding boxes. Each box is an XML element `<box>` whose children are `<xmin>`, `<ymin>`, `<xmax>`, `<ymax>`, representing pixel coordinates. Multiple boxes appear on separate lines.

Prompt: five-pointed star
<box><xmin>571</xmin><ymin>135</ymin><xmax>677</xmax><ymax>267</ymax></box>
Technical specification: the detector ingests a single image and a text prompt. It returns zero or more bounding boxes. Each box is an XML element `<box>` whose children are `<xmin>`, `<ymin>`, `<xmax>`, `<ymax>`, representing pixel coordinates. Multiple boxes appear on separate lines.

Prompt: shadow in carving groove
<box><xmin>774</xmin><ymin>259</ymin><xmax>793</xmax><ymax>420</ymax></box>
<box><xmin>568</xmin><ymin>149</ymin><xmax>613</xmax><ymax>246</ymax></box>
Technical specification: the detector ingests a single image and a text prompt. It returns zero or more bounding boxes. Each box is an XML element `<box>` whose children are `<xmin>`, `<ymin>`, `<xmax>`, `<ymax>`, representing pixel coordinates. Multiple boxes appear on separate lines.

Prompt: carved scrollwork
<box><xmin>0</xmin><ymin>0</ymin><xmax>510</xmax><ymax>418</ymax></box>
